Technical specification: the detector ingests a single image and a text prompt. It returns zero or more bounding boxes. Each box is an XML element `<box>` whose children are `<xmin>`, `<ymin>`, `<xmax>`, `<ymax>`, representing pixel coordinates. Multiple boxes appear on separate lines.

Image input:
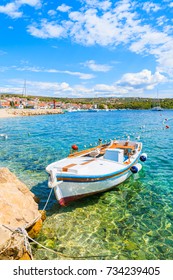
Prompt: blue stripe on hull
<box><xmin>55</xmin><ymin>154</ymin><xmax>141</xmax><ymax>182</ymax></box>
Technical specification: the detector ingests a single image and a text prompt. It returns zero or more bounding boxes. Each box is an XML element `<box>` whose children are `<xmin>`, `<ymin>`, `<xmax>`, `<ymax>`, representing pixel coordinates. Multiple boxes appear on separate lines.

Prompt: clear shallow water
<box><xmin>0</xmin><ymin>110</ymin><xmax>173</xmax><ymax>260</ymax></box>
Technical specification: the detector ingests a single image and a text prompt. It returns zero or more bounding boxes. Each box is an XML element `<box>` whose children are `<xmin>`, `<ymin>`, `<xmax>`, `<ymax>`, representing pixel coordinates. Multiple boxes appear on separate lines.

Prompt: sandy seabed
<box><xmin>0</xmin><ymin>108</ymin><xmax>63</xmax><ymax>118</ymax></box>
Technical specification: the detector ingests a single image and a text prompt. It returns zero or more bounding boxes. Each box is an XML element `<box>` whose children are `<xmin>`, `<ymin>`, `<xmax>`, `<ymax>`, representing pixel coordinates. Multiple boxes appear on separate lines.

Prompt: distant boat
<box><xmin>66</xmin><ymin>107</ymin><xmax>78</xmax><ymax>112</ymax></box>
<box><xmin>152</xmin><ymin>90</ymin><xmax>163</xmax><ymax>111</ymax></box>
<box><xmin>87</xmin><ymin>108</ymin><xmax>99</xmax><ymax>112</ymax></box>
<box><xmin>151</xmin><ymin>106</ymin><xmax>163</xmax><ymax>111</ymax></box>
<box><xmin>66</xmin><ymin>108</ymin><xmax>75</xmax><ymax>112</ymax></box>
<box><xmin>87</xmin><ymin>100</ymin><xmax>99</xmax><ymax>112</ymax></box>
<box><xmin>46</xmin><ymin>139</ymin><xmax>147</xmax><ymax>206</ymax></box>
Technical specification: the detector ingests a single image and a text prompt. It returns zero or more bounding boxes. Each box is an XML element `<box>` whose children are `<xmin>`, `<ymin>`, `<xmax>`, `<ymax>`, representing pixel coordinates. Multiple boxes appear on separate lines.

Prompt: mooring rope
<box><xmin>1</xmin><ymin>224</ymin><xmax>33</xmax><ymax>259</ymax></box>
<box><xmin>23</xmin><ymin>188</ymin><xmax>54</xmax><ymax>230</ymax></box>
<box><xmin>0</xmin><ymin>187</ymin><xmax>53</xmax><ymax>259</ymax></box>
<box><xmin>2</xmin><ymin>224</ymin><xmax>118</xmax><ymax>259</ymax></box>
<box><xmin>1</xmin><ymin>186</ymin><xmax>118</xmax><ymax>260</ymax></box>
<box><xmin>0</xmin><ymin>116</ymin><xmax>171</xmax><ymax>259</ymax></box>
<box><xmin>15</xmin><ymin>227</ymin><xmax>33</xmax><ymax>260</ymax></box>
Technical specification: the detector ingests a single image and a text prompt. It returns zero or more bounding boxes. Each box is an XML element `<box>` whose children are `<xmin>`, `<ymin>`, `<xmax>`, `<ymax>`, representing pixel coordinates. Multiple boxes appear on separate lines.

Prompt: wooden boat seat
<box><xmin>68</xmin><ymin>145</ymin><xmax>102</xmax><ymax>157</ymax></box>
<box><xmin>109</xmin><ymin>143</ymin><xmax>135</xmax><ymax>151</ymax></box>
<box><xmin>62</xmin><ymin>163</ymin><xmax>77</xmax><ymax>172</ymax></box>
<box><xmin>80</xmin><ymin>159</ymin><xmax>95</xmax><ymax>165</ymax></box>
<box><xmin>62</xmin><ymin>159</ymin><xmax>96</xmax><ymax>172</ymax></box>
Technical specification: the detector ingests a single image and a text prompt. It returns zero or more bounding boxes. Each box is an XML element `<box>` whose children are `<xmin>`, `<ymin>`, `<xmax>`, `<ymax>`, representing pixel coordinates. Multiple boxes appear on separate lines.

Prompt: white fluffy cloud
<box><xmin>27</xmin><ymin>20</ymin><xmax>66</xmax><ymax>39</ymax></box>
<box><xmin>83</xmin><ymin>60</ymin><xmax>112</xmax><ymax>72</ymax></box>
<box><xmin>67</xmin><ymin>6</ymin><xmax>138</xmax><ymax>46</ymax></box>
<box><xmin>57</xmin><ymin>4</ymin><xmax>71</xmax><ymax>12</ymax></box>
<box><xmin>156</xmin><ymin>16</ymin><xmax>168</xmax><ymax>26</ymax></box>
<box><xmin>0</xmin><ymin>0</ymin><xmax>41</xmax><ymax>18</ymax></box>
<box><xmin>156</xmin><ymin>49</ymin><xmax>173</xmax><ymax>77</ymax></box>
<box><xmin>13</xmin><ymin>65</ymin><xmax>95</xmax><ymax>80</ymax></box>
<box><xmin>27</xmin><ymin>80</ymin><xmax>74</xmax><ymax>96</ymax></box>
<box><xmin>84</xmin><ymin>0</ymin><xmax>112</xmax><ymax>11</ymax></box>
<box><xmin>25</xmin><ymin>0</ymin><xmax>173</xmax><ymax>80</ymax></box>
<box><xmin>0</xmin><ymin>3</ymin><xmax>22</xmax><ymax>18</ymax></box>
<box><xmin>94</xmin><ymin>84</ymin><xmax>121</xmax><ymax>95</ymax></box>
<box><xmin>6</xmin><ymin>79</ymin><xmax>74</xmax><ymax>96</ymax></box>
<box><xmin>2</xmin><ymin>0</ymin><xmax>173</xmax><ymax>97</ymax></box>
<box><xmin>27</xmin><ymin>1</ymin><xmax>142</xmax><ymax>46</ymax></box>
<box><xmin>16</xmin><ymin>0</ymin><xmax>41</xmax><ymax>7</ymax></box>
<box><xmin>61</xmin><ymin>70</ymin><xmax>94</xmax><ymax>80</ymax></box>
<box><xmin>142</xmin><ymin>2</ymin><xmax>161</xmax><ymax>13</ymax></box>
<box><xmin>48</xmin><ymin>10</ymin><xmax>57</xmax><ymax>17</ymax></box>
<box><xmin>116</xmin><ymin>69</ymin><xmax>167</xmax><ymax>90</ymax></box>
<box><xmin>4</xmin><ymin>66</ymin><xmax>168</xmax><ymax>97</ymax></box>
<box><xmin>130</xmin><ymin>29</ymin><xmax>173</xmax><ymax>77</ymax></box>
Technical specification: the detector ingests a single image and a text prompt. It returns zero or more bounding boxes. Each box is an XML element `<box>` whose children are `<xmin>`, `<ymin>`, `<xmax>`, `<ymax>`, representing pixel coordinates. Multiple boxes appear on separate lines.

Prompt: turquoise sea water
<box><xmin>0</xmin><ymin>110</ymin><xmax>173</xmax><ymax>260</ymax></box>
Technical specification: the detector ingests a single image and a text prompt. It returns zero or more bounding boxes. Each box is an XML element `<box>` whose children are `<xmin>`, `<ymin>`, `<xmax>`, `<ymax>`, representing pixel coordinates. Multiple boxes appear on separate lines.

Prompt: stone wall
<box><xmin>8</xmin><ymin>108</ymin><xmax>63</xmax><ymax>117</ymax></box>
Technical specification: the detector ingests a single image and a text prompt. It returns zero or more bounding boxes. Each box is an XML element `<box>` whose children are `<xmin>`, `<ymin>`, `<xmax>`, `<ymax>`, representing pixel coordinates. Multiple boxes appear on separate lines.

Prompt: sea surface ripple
<box><xmin>0</xmin><ymin>110</ymin><xmax>173</xmax><ymax>260</ymax></box>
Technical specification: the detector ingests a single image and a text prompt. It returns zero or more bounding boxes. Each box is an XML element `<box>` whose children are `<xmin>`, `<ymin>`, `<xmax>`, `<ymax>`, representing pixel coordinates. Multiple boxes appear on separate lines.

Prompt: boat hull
<box><xmin>151</xmin><ymin>106</ymin><xmax>163</xmax><ymax>111</ymax></box>
<box><xmin>52</xmin><ymin>169</ymin><xmax>132</xmax><ymax>206</ymax></box>
<box><xmin>46</xmin><ymin>140</ymin><xmax>144</xmax><ymax>206</ymax></box>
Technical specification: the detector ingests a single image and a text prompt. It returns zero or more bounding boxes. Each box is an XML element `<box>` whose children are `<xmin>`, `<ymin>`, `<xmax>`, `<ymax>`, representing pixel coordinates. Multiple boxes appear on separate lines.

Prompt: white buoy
<box><xmin>130</xmin><ymin>163</ymin><xmax>142</xmax><ymax>173</ymax></box>
<box><xmin>140</xmin><ymin>153</ymin><xmax>147</xmax><ymax>162</ymax></box>
<box><xmin>0</xmin><ymin>134</ymin><xmax>8</xmax><ymax>140</ymax></box>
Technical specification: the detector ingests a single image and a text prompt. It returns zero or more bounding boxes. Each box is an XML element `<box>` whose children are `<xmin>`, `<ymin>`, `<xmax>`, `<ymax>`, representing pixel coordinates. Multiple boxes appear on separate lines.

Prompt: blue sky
<box><xmin>0</xmin><ymin>0</ymin><xmax>173</xmax><ymax>98</ymax></box>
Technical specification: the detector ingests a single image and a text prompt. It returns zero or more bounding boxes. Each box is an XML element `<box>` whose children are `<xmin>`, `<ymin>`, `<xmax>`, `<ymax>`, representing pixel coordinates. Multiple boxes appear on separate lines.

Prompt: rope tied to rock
<box><xmin>1</xmin><ymin>224</ymin><xmax>33</xmax><ymax>260</ymax></box>
<box><xmin>0</xmin><ymin>188</ymin><xmax>53</xmax><ymax>260</ymax></box>
<box><xmin>1</xmin><ymin>187</ymin><xmax>119</xmax><ymax>260</ymax></box>
<box><xmin>2</xmin><ymin>224</ymin><xmax>119</xmax><ymax>259</ymax></box>
<box><xmin>15</xmin><ymin>227</ymin><xmax>33</xmax><ymax>259</ymax></box>
<box><xmin>23</xmin><ymin>188</ymin><xmax>53</xmax><ymax>230</ymax></box>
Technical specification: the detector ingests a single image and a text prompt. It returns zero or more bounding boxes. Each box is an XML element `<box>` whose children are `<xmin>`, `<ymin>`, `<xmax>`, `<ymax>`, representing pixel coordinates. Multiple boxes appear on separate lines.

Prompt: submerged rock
<box><xmin>0</xmin><ymin>168</ymin><xmax>44</xmax><ymax>260</ymax></box>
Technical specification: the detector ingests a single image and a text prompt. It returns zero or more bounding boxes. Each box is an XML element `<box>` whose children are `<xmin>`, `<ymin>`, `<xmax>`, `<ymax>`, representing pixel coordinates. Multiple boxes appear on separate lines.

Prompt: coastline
<box><xmin>0</xmin><ymin>109</ymin><xmax>172</xmax><ymax>260</ymax></box>
<box><xmin>0</xmin><ymin>108</ymin><xmax>63</xmax><ymax>118</ymax></box>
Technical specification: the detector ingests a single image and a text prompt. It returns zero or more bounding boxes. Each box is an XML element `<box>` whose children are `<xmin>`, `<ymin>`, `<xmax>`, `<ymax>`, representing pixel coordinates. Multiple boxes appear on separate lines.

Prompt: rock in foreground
<box><xmin>0</xmin><ymin>168</ymin><xmax>44</xmax><ymax>260</ymax></box>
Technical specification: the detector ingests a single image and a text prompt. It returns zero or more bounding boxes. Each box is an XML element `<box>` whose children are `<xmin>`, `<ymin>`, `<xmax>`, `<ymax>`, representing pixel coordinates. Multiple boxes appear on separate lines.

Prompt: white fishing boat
<box><xmin>151</xmin><ymin>106</ymin><xmax>163</xmax><ymax>111</ymax></box>
<box><xmin>87</xmin><ymin>102</ymin><xmax>99</xmax><ymax>112</ymax></box>
<box><xmin>46</xmin><ymin>139</ymin><xmax>147</xmax><ymax>206</ymax></box>
<box><xmin>151</xmin><ymin>90</ymin><xmax>163</xmax><ymax>111</ymax></box>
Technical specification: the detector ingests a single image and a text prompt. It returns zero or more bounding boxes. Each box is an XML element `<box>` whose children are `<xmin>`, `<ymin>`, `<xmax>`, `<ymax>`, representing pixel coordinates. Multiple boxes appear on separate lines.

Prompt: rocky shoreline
<box><xmin>0</xmin><ymin>168</ymin><xmax>45</xmax><ymax>260</ymax></box>
<box><xmin>0</xmin><ymin>108</ymin><xmax>63</xmax><ymax>118</ymax></box>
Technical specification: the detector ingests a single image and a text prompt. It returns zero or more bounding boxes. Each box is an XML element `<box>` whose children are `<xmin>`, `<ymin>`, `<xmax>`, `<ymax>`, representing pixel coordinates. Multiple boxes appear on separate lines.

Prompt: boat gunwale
<box><xmin>56</xmin><ymin>168</ymin><xmax>131</xmax><ymax>183</ymax></box>
<box><xmin>46</xmin><ymin>141</ymin><xmax>142</xmax><ymax>183</ymax></box>
<box><xmin>54</xmin><ymin>154</ymin><xmax>141</xmax><ymax>182</ymax></box>
<box><xmin>68</xmin><ymin>141</ymin><xmax>138</xmax><ymax>158</ymax></box>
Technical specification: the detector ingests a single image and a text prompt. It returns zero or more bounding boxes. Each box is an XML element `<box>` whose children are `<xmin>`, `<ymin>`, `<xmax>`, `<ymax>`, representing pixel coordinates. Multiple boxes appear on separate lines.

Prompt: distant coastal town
<box><xmin>0</xmin><ymin>94</ymin><xmax>173</xmax><ymax>111</ymax></box>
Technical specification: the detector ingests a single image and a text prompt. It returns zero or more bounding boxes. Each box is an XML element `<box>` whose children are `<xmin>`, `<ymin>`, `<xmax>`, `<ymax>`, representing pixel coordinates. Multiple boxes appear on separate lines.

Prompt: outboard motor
<box><xmin>140</xmin><ymin>153</ymin><xmax>147</xmax><ymax>162</ymax></box>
